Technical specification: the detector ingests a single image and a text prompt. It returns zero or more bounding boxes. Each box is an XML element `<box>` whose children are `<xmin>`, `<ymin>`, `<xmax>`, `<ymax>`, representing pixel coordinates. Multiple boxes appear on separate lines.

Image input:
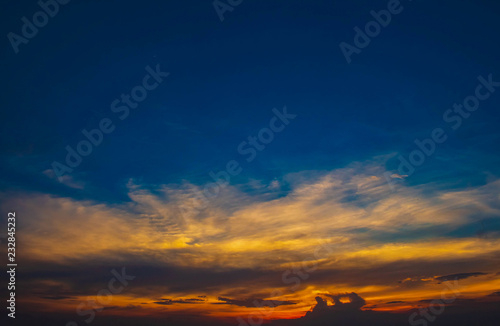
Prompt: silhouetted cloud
<box><xmin>435</xmin><ymin>272</ymin><xmax>487</xmax><ymax>283</ymax></box>
<box><xmin>153</xmin><ymin>298</ymin><xmax>206</xmax><ymax>305</ymax></box>
<box><xmin>323</xmin><ymin>292</ymin><xmax>366</xmax><ymax>310</ymax></box>
<box><xmin>285</xmin><ymin>293</ymin><xmax>405</xmax><ymax>326</ymax></box>
<box><xmin>153</xmin><ymin>301</ymin><xmax>172</xmax><ymax>305</ymax></box>
<box><xmin>270</xmin><ymin>292</ymin><xmax>500</xmax><ymax>326</ymax></box>
<box><xmin>215</xmin><ymin>297</ymin><xmax>296</xmax><ymax>308</ymax></box>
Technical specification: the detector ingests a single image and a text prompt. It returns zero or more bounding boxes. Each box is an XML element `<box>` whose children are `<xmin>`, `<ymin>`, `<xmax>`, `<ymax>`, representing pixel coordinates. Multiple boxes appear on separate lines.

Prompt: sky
<box><xmin>1</xmin><ymin>0</ymin><xmax>500</xmax><ymax>325</ymax></box>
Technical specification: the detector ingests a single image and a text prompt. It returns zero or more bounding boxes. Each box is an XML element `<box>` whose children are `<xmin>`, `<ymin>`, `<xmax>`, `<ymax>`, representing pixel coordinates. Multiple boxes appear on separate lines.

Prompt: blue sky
<box><xmin>2</xmin><ymin>0</ymin><xmax>500</xmax><ymax>204</ymax></box>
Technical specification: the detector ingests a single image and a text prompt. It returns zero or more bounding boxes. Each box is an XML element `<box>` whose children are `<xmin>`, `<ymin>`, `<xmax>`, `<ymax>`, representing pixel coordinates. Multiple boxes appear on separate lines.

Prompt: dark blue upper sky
<box><xmin>1</xmin><ymin>0</ymin><xmax>500</xmax><ymax>204</ymax></box>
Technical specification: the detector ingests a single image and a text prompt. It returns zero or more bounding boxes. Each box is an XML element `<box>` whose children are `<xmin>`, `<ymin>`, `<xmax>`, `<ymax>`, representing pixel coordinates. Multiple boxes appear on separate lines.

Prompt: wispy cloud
<box><xmin>3</xmin><ymin>158</ymin><xmax>500</xmax><ymax>316</ymax></box>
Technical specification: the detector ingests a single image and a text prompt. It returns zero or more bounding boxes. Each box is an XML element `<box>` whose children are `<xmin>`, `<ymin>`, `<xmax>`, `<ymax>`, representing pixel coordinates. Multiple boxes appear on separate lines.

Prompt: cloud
<box><xmin>153</xmin><ymin>301</ymin><xmax>172</xmax><ymax>305</ymax></box>
<box><xmin>43</xmin><ymin>169</ymin><xmax>85</xmax><ymax>189</ymax></box>
<box><xmin>3</xmin><ymin>159</ymin><xmax>500</xmax><ymax>317</ymax></box>
<box><xmin>322</xmin><ymin>292</ymin><xmax>366</xmax><ymax>310</ymax></box>
<box><xmin>297</xmin><ymin>293</ymin><xmax>403</xmax><ymax>325</ymax></box>
<box><xmin>435</xmin><ymin>272</ymin><xmax>487</xmax><ymax>283</ymax></box>
<box><xmin>154</xmin><ymin>298</ymin><xmax>206</xmax><ymax>305</ymax></box>
<box><xmin>8</xmin><ymin>161</ymin><xmax>500</xmax><ymax>270</ymax></box>
<box><xmin>215</xmin><ymin>297</ymin><xmax>296</xmax><ymax>308</ymax></box>
<box><xmin>269</xmin><ymin>292</ymin><xmax>500</xmax><ymax>326</ymax></box>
